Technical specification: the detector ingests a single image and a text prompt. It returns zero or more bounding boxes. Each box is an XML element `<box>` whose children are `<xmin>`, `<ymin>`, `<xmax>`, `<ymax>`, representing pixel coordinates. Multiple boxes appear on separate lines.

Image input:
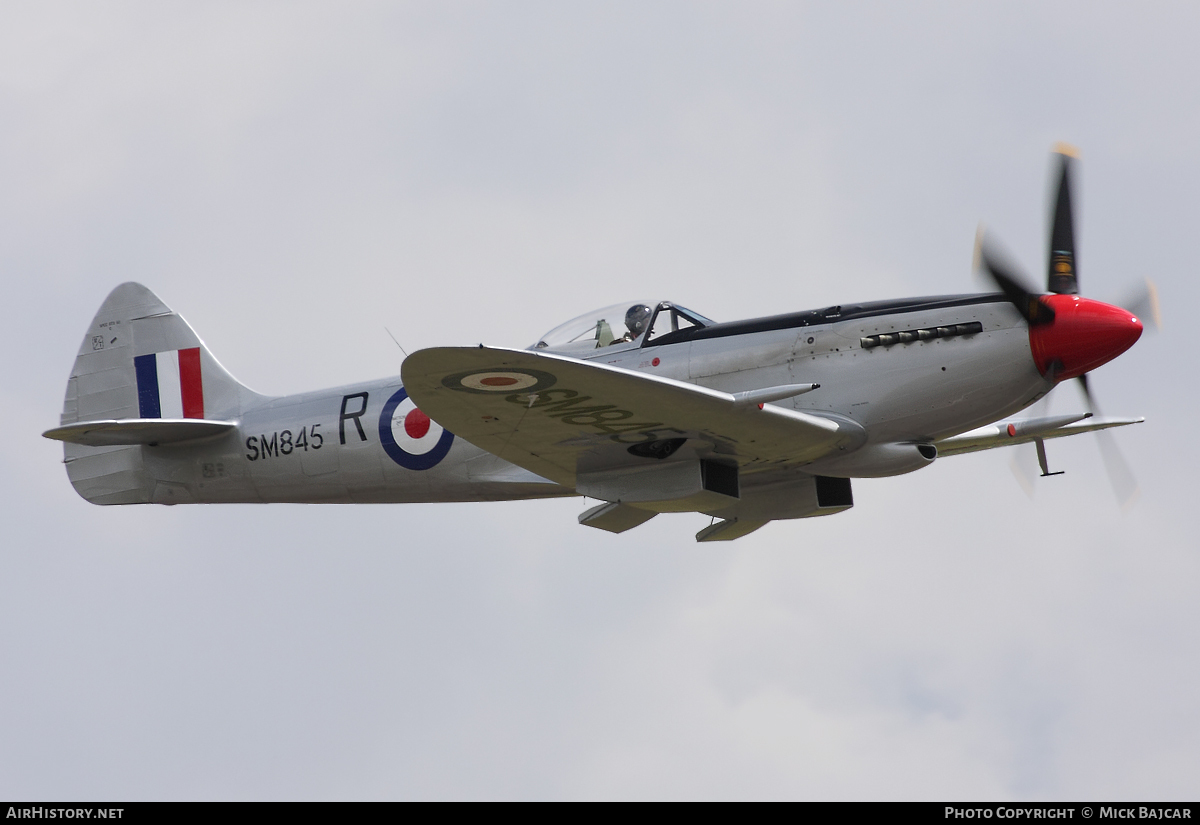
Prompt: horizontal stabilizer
<box><xmin>43</xmin><ymin>418</ymin><xmax>237</xmax><ymax>447</ymax></box>
<box><xmin>935</xmin><ymin>414</ymin><xmax>1143</xmax><ymax>457</ymax></box>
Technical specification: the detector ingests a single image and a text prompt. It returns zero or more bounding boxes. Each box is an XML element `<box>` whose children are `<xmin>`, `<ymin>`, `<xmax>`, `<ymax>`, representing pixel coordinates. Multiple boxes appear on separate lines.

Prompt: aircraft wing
<box><xmin>934</xmin><ymin>413</ymin><xmax>1143</xmax><ymax>457</ymax></box>
<box><xmin>401</xmin><ymin>346</ymin><xmax>864</xmax><ymax>489</ymax></box>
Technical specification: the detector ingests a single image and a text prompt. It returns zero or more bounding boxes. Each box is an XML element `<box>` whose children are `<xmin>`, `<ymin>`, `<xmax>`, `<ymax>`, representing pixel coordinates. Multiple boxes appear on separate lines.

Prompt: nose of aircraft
<box><xmin>1028</xmin><ymin>295</ymin><xmax>1143</xmax><ymax>381</ymax></box>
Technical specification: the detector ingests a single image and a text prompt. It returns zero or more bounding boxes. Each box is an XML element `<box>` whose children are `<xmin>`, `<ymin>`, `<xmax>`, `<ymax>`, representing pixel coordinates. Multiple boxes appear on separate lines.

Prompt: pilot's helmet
<box><xmin>625</xmin><ymin>304</ymin><xmax>652</xmax><ymax>336</ymax></box>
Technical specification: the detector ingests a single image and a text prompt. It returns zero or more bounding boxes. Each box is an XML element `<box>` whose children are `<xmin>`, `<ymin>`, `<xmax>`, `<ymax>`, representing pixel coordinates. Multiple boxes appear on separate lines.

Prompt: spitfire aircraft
<box><xmin>45</xmin><ymin>147</ymin><xmax>1153</xmax><ymax>541</ymax></box>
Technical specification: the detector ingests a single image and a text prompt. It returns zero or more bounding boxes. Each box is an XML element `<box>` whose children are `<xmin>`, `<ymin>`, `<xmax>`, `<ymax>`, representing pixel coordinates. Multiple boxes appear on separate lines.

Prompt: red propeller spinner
<box><xmin>1027</xmin><ymin>295</ymin><xmax>1143</xmax><ymax>382</ymax></box>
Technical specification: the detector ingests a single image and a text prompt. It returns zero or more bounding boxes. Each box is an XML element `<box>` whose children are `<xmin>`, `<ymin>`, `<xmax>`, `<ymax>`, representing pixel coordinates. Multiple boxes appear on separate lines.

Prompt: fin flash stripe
<box><xmin>134</xmin><ymin>348</ymin><xmax>204</xmax><ymax>419</ymax></box>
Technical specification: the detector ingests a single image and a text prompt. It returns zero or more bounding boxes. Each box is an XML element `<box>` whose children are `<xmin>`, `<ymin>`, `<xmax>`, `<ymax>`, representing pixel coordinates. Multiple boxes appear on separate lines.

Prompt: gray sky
<box><xmin>2</xmin><ymin>1</ymin><xmax>1197</xmax><ymax>800</ymax></box>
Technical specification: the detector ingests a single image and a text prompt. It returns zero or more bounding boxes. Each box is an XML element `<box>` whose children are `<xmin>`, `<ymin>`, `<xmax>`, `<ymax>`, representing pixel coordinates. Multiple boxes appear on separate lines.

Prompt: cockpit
<box><xmin>530</xmin><ymin>301</ymin><xmax>716</xmax><ymax>355</ymax></box>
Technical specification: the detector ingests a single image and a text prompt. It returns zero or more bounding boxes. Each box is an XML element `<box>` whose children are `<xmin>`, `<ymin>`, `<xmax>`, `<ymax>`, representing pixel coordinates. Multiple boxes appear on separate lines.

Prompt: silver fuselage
<box><xmin>78</xmin><ymin>294</ymin><xmax>1044</xmax><ymax>506</ymax></box>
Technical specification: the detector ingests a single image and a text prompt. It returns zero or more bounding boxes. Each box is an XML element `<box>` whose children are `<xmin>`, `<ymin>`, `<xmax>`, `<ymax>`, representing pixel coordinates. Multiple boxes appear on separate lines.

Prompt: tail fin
<box><xmin>51</xmin><ymin>282</ymin><xmax>258</xmax><ymax>504</ymax></box>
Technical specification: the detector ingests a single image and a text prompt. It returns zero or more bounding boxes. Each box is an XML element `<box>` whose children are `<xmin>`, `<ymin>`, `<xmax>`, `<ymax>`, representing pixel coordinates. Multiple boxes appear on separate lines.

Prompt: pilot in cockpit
<box><xmin>613</xmin><ymin>304</ymin><xmax>652</xmax><ymax>344</ymax></box>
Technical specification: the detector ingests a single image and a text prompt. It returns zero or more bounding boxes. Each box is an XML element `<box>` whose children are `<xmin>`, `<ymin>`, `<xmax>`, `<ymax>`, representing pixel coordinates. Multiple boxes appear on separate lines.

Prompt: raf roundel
<box><xmin>378</xmin><ymin>387</ymin><xmax>455</xmax><ymax>470</ymax></box>
<box><xmin>460</xmin><ymin>372</ymin><xmax>539</xmax><ymax>391</ymax></box>
<box><xmin>441</xmin><ymin>367</ymin><xmax>558</xmax><ymax>395</ymax></box>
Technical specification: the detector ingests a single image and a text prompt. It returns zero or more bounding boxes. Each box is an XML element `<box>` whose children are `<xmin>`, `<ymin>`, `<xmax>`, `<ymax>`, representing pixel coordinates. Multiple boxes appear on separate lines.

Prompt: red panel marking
<box><xmin>480</xmin><ymin>376</ymin><xmax>519</xmax><ymax>386</ymax></box>
<box><xmin>651</xmin><ymin>357</ymin><xmax>660</xmax><ymax>366</ymax></box>
<box><xmin>178</xmin><ymin>347</ymin><xmax>204</xmax><ymax>419</ymax></box>
<box><xmin>758</xmin><ymin>403</ymin><xmax>765</xmax><ymax>410</ymax></box>
<box><xmin>1007</xmin><ymin>423</ymin><xmax>1017</xmax><ymax>437</ymax></box>
<box><xmin>404</xmin><ymin>408</ymin><xmax>431</xmax><ymax>439</ymax></box>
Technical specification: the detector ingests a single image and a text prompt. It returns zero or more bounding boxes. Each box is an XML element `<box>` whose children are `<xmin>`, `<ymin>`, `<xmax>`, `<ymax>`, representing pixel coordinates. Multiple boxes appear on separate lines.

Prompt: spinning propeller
<box><xmin>974</xmin><ymin>144</ymin><xmax>1152</xmax><ymax>505</ymax></box>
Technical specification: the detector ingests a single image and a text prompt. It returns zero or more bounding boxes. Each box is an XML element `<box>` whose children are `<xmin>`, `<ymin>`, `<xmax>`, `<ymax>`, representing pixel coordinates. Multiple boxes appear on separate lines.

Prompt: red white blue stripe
<box><xmin>134</xmin><ymin>348</ymin><xmax>204</xmax><ymax>419</ymax></box>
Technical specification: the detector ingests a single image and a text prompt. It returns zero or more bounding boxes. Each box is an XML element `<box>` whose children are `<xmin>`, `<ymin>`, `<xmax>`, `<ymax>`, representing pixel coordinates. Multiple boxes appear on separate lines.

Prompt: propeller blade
<box><xmin>1048</xmin><ymin>143</ymin><xmax>1080</xmax><ymax>295</ymax></box>
<box><xmin>1097</xmin><ymin>429</ymin><xmax>1140</xmax><ymax>508</ymax></box>
<box><xmin>1121</xmin><ymin>278</ymin><xmax>1162</xmax><ymax>331</ymax></box>
<box><xmin>1009</xmin><ymin>445</ymin><xmax>1038</xmax><ymax>497</ymax></box>
<box><xmin>1077</xmin><ymin>372</ymin><xmax>1096</xmax><ymax>411</ymax></box>
<box><xmin>1075</xmin><ymin>374</ymin><xmax>1140</xmax><ymax>507</ymax></box>
<box><xmin>975</xmin><ymin>226</ymin><xmax>1056</xmax><ymax>325</ymax></box>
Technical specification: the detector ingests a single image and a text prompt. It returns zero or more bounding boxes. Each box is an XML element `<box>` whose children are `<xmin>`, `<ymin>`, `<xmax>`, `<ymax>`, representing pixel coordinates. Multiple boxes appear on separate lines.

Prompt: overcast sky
<box><xmin>2</xmin><ymin>1</ymin><xmax>1198</xmax><ymax>800</ymax></box>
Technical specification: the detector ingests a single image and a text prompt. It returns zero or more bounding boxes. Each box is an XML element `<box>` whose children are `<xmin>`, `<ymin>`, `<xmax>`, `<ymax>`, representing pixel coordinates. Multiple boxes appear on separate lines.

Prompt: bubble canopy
<box><xmin>530</xmin><ymin>301</ymin><xmax>716</xmax><ymax>354</ymax></box>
